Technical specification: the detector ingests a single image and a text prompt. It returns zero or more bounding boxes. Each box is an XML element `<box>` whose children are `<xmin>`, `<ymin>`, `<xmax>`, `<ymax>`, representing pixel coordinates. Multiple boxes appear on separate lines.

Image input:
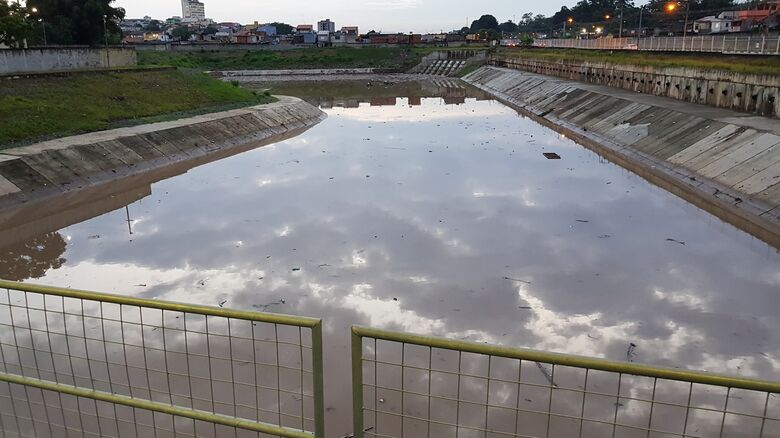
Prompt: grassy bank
<box><xmin>498</xmin><ymin>48</ymin><xmax>780</xmax><ymax>75</ymax></box>
<box><xmin>0</xmin><ymin>69</ymin><xmax>276</xmax><ymax>147</ymax></box>
<box><xmin>139</xmin><ymin>47</ymin><xmax>423</xmax><ymax>71</ymax></box>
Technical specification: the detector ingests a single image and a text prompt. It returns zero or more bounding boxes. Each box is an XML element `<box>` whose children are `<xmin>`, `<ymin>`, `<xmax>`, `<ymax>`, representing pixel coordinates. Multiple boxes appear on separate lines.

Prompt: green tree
<box><xmin>269</xmin><ymin>22</ymin><xmax>294</xmax><ymax>34</ymax></box>
<box><xmin>477</xmin><ymin>28</ymin><xmax>500</xmax><ymax>40</ymax></box>
<box><xmin>0</xmin><ymin>1</ymin><xmax>32</xmax><ymax>48</ymax></box>
<box><xmin>171</xmin><ymin>25</ymin><xmax>192</xmax><ymax>41</ymax></box>
<box><xmin>499</xmin><ymin>20</ymin><xmax>519</xmax><ymax>34</ymax></box>
<box><xmin>26</xmin><ymin>0</ymin><xmax>125</xmax><ymax>45</ymax></box>
<box><xmin>470</xmin><ymin>15</ymin><xmax>500</xmax><ymax>32</ymax></box>
<box><xmin>0</xmin><ymin>233</ymin><xmax>67</xmax><ymax>281</ymax></box>
<box><xmin>144</xmin><ymin>20</ymin><xmax>162</xmax><ymax>32</ymax></box>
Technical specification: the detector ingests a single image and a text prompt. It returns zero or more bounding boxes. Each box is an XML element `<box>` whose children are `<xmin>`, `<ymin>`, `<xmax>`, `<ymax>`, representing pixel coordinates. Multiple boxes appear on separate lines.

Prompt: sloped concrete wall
<box><xmin>0</xmin><ymin>48</ymin><xmax>137</xmax><ymax>74</ymax></box>
<box><xmin>464</xmin><ymin>66</ymin><xmax>780</xmax><ymax>247</ymax></box>
<box><xmin>491</xmin><ymin>56</ymin><xmax>780</xmax><ymax>118</ymax></box>
<box><xmin>0</xmin><ymin>96</ymin><xmax>325</xmax><ymax>206</ymax></box>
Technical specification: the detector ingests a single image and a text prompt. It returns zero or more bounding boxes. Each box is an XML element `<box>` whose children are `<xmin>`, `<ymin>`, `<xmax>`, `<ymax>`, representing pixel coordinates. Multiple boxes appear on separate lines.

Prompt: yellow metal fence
<box><xmin>0</xmin><ymin>280</ymin><xmax>778</xmax><ymax>438</ymax></box>
<box><xmin>351</xmin><ymin>326</ymin><xmax>780</xmax><ymax>438</ymax></box>
<box><xmin>0</xmin><ymin>280</ymin><xmax>325</xmax><ymax>438</ymax></box>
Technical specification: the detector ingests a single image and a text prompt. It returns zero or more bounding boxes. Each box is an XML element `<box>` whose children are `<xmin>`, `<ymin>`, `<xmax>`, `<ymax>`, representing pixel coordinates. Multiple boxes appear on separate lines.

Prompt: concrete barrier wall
<box><xmin>491</xmin><ymin>55</ymin><xmax>780</xmax><ymax>118</ymax></box>
<box><xmin>0</xmin><ymin>97</ymin><xmax>325</xmax><ymax>206</ymax></box>
<box><xmin>0</xmin><ymin>48</ymin><xmax>137</xmax><ymax>74</ymax></box>
<box><xmin>464</xmin><ymin>66</ymin><xmax>780</xmax><ymax>246</ymax></box>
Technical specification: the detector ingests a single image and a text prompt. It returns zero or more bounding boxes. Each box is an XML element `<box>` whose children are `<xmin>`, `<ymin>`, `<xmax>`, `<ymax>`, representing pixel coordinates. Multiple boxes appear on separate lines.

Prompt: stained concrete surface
<box><xmin>0</xmin><ymin>96</ymin><xmax>326</xmax><ymax>206</ymax></box>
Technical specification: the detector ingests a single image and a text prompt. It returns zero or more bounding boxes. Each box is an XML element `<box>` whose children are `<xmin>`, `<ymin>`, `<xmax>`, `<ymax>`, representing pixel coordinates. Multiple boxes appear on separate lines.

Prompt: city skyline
<box><xmin>114</xmin><ymin>0</ymin><xmax>575</xmax><ymax>33</ymax></box>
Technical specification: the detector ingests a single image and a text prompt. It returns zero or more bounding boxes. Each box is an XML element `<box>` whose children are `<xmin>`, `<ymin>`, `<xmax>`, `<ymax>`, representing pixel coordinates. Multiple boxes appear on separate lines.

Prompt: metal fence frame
<box><xmin>351</xmin><ymin>325</ymin><xmax>780</xmax><ymax>438</ymax></box>
<box><xmin>0</xmin><ymin>280</ymin><xmax>325</xmax><ymax>438</ymax></box>
<box><xmin>536</xmin><ymin>35</ymin><xmax>780</xmax><ymax>55</ymax></box>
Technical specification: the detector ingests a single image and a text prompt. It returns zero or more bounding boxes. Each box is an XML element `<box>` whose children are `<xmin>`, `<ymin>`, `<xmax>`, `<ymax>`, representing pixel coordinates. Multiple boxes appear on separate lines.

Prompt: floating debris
<box><xmin>503</xmin><ymin>276</ymin><xmax>532</xmax><ymax>284</ymax></box>
<box><xmin>575</xmin><ymin>219</ymin><xmax>590</xmax><ymax>223</ymax></box>
<box><xmin>535</xmin><ymin>362</ymin><xmax>558</xmax><ymax>387</ymax></box>
<box><xmin>218</xmin><ymin>300</ymin><xmax>228</xmax><ymax>308</ymax></box>
<box><xmin>88</xmin><ymin>235</ymin><xmax>101</xmax><ymax>239</ymax></box>
<box><xmin>543</xmin><ymin>152</ymin><xmax>561</xmax><ymax>160</ymax></box>
<box><xmin>292</xmin><ymin>268</ymin><xmax>301</xmax><ymax>272</ymax></box>
<box><xmin>665</xmin><ymin>238</ymin><xmax>686</xmax><ymax>245</ymax></box>
<box><xmin>627</xmin><ymin>342</ymin><xmax>638</xmax><ymax>362</ymax></box>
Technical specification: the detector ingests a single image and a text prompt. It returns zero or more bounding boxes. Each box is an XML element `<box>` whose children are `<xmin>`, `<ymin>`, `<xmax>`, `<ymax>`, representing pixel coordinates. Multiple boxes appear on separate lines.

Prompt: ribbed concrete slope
<box><xmin>464</xmin><ymin>66</ymin><xmax>780</xmax><ymax>247</ymax></box>
<box><xmin>0</xmin><ymin>96</ymin><xmax>326</xmax><ymax>206</ymax></box>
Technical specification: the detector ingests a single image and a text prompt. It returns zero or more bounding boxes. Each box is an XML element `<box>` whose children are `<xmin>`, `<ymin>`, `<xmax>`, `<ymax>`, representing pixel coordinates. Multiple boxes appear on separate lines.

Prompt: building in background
<box><xmin>340</xmin><ymin>26</ymin><xmax>359</xmax><ymax>35</ymax></box>
<box><xmin>181</xmin><ymin>0</ymin><xmax>206</xmax><ymax>21</ymax></box>
<box><xmin>257</xmin><ymin>24</ymin><xmax>277</xmax><ymax>36</ymax></box>
<box><xmin>318</xmin><ymin>19</ymin><xmax>336</xmax><ymax>33</ymax></box>
<box><xmin>297</xmin><ymin>24</ymin><xmax>314</xmax><ymax>32</ymax></box>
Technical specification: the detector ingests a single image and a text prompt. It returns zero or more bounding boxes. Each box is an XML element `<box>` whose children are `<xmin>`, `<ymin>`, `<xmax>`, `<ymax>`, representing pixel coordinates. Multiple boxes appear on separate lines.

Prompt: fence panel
<box><xmin>351</xmin><ymin>326</ymin><xmax>780</xmax><ymax>438</ymax></box>
<box><xmin>0</xmin><ymin>280</ymin><xmax>325</xmax><ymax>438</ymax></box>
<box><xmin>537</xmin><ymin>35</ymin><xmax>780</xmax><ymax>55</ymax></box>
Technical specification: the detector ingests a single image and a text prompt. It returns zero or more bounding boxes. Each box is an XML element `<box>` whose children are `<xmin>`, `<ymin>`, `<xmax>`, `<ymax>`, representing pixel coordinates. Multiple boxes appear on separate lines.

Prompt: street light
<box><xmin>563</xmin><ymin>17</ymin><xmax>573</xmax><ymax>38</ymax></box>
<box><xmin>665</xmin><ymin>1</ymin><xmax>690</xmax><ymax>38</ymax></box>
<box><xmin>29</xmin><ymin>7</ymin><xmax>47</xmax><ymax>46</ymax></box>
<box><xmin>636</xmin><ymin>5</ymin><xmax>645</xmax><ymax>38</ymax></box>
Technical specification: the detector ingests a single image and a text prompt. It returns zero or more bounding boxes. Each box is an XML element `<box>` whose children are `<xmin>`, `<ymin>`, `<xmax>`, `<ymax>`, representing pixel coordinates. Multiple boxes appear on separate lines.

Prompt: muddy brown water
<box><xmin>0</xmin><ymin>81</ymin><xmax>778</xmax><ymax>437</ymax></box>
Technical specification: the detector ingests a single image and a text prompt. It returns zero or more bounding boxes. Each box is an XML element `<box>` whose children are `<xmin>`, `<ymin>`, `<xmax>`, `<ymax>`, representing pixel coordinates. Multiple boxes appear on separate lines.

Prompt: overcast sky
<box><xmin>115</xmin><ymin>0</ymin><xmax>571</xmax><ymax>33</ymax></box>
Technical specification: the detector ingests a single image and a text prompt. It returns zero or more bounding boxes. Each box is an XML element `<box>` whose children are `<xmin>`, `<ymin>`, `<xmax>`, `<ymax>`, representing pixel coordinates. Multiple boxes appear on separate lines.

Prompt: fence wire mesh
<box><xmin>352</xmin><ymin>326</ymin><xmax>780</xmax><ymax>438</ymax></box>
<box><xmin>0</xmin><ymin>281</ymin><xmax>324</xmax><ymax>438</ymax></box>
<box><xmin>535</xmin><ymin>35</ymin><xmax>780</xmax><ymax>55</ymax></box>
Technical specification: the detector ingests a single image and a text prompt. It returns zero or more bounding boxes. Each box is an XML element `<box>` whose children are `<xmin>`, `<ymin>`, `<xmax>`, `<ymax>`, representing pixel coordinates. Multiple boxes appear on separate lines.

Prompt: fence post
<box><xmin>761</xmin><ymin>36</ymin><xmax>766</xmax><ymax>55</ymax></box>
<box><xmin>722</xmin><ymin>35</ymin><xmax>726</xmax><ymax>53</ymax></box>
<box><xmin>312</xmin><ymin>323</ymin><xmax>326</xmax><ymax>438</ymax></box>
<box><xmin>747</xmin><ymin>35</ymin><xmax>751</xmax><ymax>54</ymax></box>
<box><xmin>351</xmin><ymin>329</ymin><xmax>365</xmax><ymax>438</ymax></box>
<box><xmin>776</xmin><ymin>36</ymin><xmax>780</xmax><ymax>54</ymax></box>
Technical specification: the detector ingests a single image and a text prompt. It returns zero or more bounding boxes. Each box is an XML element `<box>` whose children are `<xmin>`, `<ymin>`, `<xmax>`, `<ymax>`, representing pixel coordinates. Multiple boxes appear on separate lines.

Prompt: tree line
<box><xmin>459</xmin><ymin>0</ymin><xmax>751</xmax><ymax>37</ymax></box>
<box><xmin>1</xmin><ymin>0</ymin><xmax>124</xmax><ymax>48</ymax></box>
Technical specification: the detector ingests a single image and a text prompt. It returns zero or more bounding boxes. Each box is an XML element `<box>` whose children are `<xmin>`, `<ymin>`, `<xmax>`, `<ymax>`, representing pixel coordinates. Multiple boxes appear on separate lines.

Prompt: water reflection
<box><xmin>0</xmin><ymin>95</ymin><xmax>778</xmax><ymax>437</ymax></box>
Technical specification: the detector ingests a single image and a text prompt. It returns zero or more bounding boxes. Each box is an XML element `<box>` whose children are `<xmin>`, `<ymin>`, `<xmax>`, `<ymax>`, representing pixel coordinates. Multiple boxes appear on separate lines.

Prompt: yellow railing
<box><xmin>0</xmin><ymin>280</ymin><xmax>325</xmax><ymax>437</ymax></box>
<box><xmin>351</xmin><ymin>325</ymin><xmax>780</xmax><ymax>438</ymax></box>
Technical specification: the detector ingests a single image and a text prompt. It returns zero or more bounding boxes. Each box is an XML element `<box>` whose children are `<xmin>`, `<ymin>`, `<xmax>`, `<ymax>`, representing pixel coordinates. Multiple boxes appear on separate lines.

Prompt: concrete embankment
<box><xmin>464</xmin><ymin>66</ymin><xmax>780</xmax><ymax>247</ymax></box>
<box><xmin>0</xmin><ymin>96</ymin><xmax>325</xmax><ymax>207</ymax></box>
<box><xmin>491</xmin><ymin>55</ymin><xmax>780</xmax><ymax>118</ymax></box>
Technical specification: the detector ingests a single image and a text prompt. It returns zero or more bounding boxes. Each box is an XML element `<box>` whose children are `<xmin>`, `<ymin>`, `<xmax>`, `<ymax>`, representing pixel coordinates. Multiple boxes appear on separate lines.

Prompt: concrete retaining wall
<box><xmin>0</xmin><ymin>96</ymin><xmax>325</xmax><ymax>206</ymax></box>
<box><xmin>464</xmin><ymin>66</ymin><xmax>780</xmax><ymax>247</ymax></box>
<box><xmin>491</xmin><ymin>55</ymin><xmax>780</xmax><ymax>118</ymax></box>
<box><xmin>0</xmin><ymin>48</ymin><xmax>137</xmax><ymax>75</ymax></box>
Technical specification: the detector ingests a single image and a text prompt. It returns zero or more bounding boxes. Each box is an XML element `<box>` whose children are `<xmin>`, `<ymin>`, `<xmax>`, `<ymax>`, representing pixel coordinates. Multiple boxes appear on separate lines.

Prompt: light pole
<box><xmin>30</xmin><ymin>7</ymin><xmax>47</xmax><ymax>46</ymax></box>
<box><xmin>637</xmin><ymin>5</ymin><xmax>644</xmax><ymax>38</ymax></box>
<box><xmin>618</xmin><ymin>2</ymin><xmax>624</xmax><ymax>38</ymax></box>
<box><xmin>103</xmin><ymin>15</ymin><xmax>111</xmax><ymax>68</ymax></box>
<box><xmin>563</xmin><ymin>17</ymin><xmax>573</xmax><ymax>38</ymax></box>
<box><xmin>666</xmin><ymin>2</ymin><xmax>690</xmax><ymax>37</ymax></box>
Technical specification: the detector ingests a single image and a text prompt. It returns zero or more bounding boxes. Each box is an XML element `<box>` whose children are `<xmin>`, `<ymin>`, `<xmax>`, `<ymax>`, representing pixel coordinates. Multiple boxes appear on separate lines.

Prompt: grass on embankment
<box><xmin>139</xmin><ymin>47</ymin><xmax>423</xmax><ymax>71</ymax></box>
<box><xmin>0</xmin><ymin>69</ymin><xmax>276</xmax><ymax>147</ymax></box>
<box><xmin>498</xmin><ymin>48</ymin><xmax>780</xmax><ymax>76</ymax></box>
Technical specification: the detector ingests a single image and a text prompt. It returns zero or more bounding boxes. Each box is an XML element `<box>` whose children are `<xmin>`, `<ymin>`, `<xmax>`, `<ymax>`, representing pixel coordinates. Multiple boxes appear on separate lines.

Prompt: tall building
<box><xmin>317</xmin><ymin>19</ymin><xmax>336</xmax><ymax>33</ymax></box>
<box><xmin>181</xmin><ymin>0</ymin><xmax>206</xmax><ymax>21</ymax></box>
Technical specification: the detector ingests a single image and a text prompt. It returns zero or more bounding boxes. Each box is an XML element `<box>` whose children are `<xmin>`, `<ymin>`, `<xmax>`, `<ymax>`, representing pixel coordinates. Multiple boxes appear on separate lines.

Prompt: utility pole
<box><xmin>637</xmin><ymin>5</ymin><xmax>644</xmax><ymax>38</ymax></box>
<box><xmin>103</xmin><ymin>16</ymin><xmax>111</xmax><ymax>68</ymax></box>
<box><xmin>683</xmin><ymin>0</ymin><xmax>690</xmax><ymax>38</ymax></box>
<box><xmin>618</xmin><ymin>1</ymin><xmax>624</xmax><ymax>38</ymax></box>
